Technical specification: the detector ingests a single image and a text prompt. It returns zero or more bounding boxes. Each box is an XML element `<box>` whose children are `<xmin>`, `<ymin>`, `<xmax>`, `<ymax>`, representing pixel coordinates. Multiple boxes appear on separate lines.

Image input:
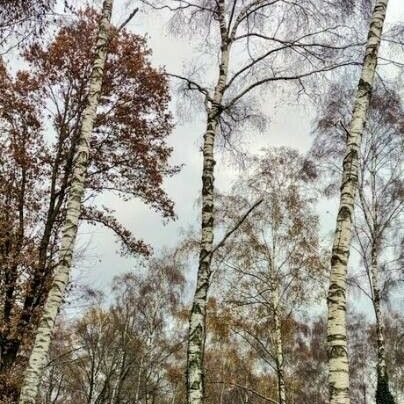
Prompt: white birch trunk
<box><xmin>186</xmin><ymin>2</ymin><xmax>229</xmax><ymax>401</ymax></box>
<box><xmin>370</xmin><ymin>240</ymin><xmax>395</xmax><ymax>403</ymax></box>
<box><xmin>326</xmin><ymin>1</ymin><xmax>389</xmax><ymax>403</ymax></box>
<box><xmin>274</xmin><ymin>303</ymin><xmax>286</xmax><ymax>404</ymax></box>
<box><xmin>18</xmin><ymin>1</ymin><xmax>113</xmax><ymax>402</ymax></box>
<box><xmin>270</xmin><ymin>262</ymin><xmax>286</xmax><ymax>404</ymax></box>
<box><xmin>186</xmin><ymin>108</ymin><xmax>219</xmax><ymax>404</ymax></box>
<box><xmin>370</xmin><ymin>242</ymin><xmax>387</xmax><ymax>380</ymax></box>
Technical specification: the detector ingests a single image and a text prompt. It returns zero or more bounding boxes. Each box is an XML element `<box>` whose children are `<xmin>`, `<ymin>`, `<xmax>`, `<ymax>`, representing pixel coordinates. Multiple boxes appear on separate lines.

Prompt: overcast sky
<box><xmin>73</xmin><ymin>0</ymin><xmax>403</xmax><ymax>314</ymax></box>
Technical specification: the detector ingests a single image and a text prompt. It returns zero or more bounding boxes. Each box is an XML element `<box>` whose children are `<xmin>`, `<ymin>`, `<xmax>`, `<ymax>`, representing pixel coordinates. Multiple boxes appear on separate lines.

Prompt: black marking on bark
<box><xmin>201</xmin><ymin>202</ymin><xmax>214</xmax><ymax>213</ymax></box>
<box><xmin>376</xmin><ymin>372</ymin><xmax>395</xmax><ymax>404</ymax></box>
<box><xmin>328</xmin><ymin>345</ymin><xmax>348</xmax><ymax>358</ymax></box>
<box><xmin>358</xmin><ymin>78</ymin><xmax>372</xmax><ymax>96</ymax></box>
<box><xmin>327</xmin><ymin>334</ymin><xmax>347</xmax><ymax>343</ymax></box>
<box><xmin>338</xmin><ymin>205</ymin><xmax>352</xmax><ymax>221</ymax></box>
<box><xmin>331</xmin><ymin>254</ymin><xmax>348</xmax><ymax>267</ymax></box>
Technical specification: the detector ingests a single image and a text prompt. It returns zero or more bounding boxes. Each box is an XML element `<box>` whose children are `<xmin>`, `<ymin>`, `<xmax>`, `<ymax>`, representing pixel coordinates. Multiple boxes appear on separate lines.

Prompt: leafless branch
<box><xmin>117</xmin><ymin>7</ymin><xmax>139</xmax><ymax>32</ymax></box>
<box><xmin>206</xmin><ymin>198</ymin><xmax>263</xmax><ymax>260</ymax></box>
<box><xmin>167</xmin><ymin>72</ymin><xmax>214</xmax><ymax>102</ymax></box>
<box><xmin>209</xmin><ymin>381</ymin><xmax>280</xmax><ymax>403</ymax></box>
<box><xmin>225</xmin><ymin>61</ymin><xmax>358</xmax><ymax>111</ymax></box>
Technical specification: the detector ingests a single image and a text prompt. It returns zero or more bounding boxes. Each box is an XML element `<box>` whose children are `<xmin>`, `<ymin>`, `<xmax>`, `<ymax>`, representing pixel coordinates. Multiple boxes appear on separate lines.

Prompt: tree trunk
<box><xmin>326</xmin><ymin>1</ymin><xmax>389</xmax><ymax>403</ymax></box>
<box><xmin>274</xmin><ymin>307</ymin><xmax>286</xmax><ymax>404</ymax></box>
<box><xmin>0</xmin><ymin>129</ymin><xmax>79</xmax><ymax>383</ymax></box>
<box><xmin>186</xmin><ymin>110</ymin><xmax>219</xmax><ymax>404</ymax></box>
<box><xmin>17</xmin><ymin>1</ymin><xmax>114</xmax><ymax>402</ymax></box>
<box><xmin>270</xmin><ymin>263</ymin><xmax>286</xmax><ymax>404</ymax></box>
<box><xmin>186</xmin><ymin>4</ymin><xmax>229</xmax><ymax>400</ymax></box>
<box><xmin>135</xmin><ymin>354</ymin><xmax>145</xmax><ymax>402</ymax></box>
<box><xmin>370</xmin><ymin>242</ymin><xmax>395</xmax><ymax>404</ymax></box>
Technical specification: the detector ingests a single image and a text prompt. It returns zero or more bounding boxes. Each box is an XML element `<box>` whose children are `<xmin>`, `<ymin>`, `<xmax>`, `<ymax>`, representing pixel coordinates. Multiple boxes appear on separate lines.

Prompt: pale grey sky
<box><xmin>74</xmin><ymin>0</ymin><xmax>403</xmax><ymax>315</ymax></box>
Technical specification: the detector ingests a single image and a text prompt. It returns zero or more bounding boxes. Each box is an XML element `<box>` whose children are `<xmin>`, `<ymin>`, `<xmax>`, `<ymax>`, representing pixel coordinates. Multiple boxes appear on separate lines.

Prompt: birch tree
<box><xmin>0</xmin><ymin>6</ymin><xmax>175</xmax><ymax>399</ymax></box>
<box><xmin>351</xmin><ymin>90</ymin><xmax>402</xmax><ymax>404</ymax></box>
<box><xmin>312</xmin><ymin>81</ymin><xmax>403</xmax><ymax>404</ymax></box>
<box><xmin>17</xmin><ymin>1</ymin><xmax>114</xmax><ymax>401</ymax></box>
<box><xmin>215</xmin><ymin>147</ymin><xmax>325</xmax><ymax>404</ymax></box>
<box><xmin>142</xmin><ymin>1</ymin><xmax>360</xmax><ymax>402</ymax></box>
<box><xmin>325</xmin><ymin>1</ymin><xmax>389</xmax><ymax>403</ymax></box>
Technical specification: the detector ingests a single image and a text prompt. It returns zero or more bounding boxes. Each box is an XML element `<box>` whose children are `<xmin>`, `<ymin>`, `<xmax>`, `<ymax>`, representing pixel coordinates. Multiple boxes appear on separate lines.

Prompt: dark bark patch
<box><xmin>338</xmin><ymin>205</ymin><xmax>352</xmax><ymax>221</ymax></box>
<box><xmin>328</xmin><ymin>344</ymin><xmax>347</xmax><ymax>358</ymax></box>
<box><xmin>358</xmin><ymin>78</ymin><xmax>372</xmax><ymax>95</ymax></box>
<box><xmin>376</xmin><ymin>372</ymin><xmax>395</xmax><ymax>404</ymax></box>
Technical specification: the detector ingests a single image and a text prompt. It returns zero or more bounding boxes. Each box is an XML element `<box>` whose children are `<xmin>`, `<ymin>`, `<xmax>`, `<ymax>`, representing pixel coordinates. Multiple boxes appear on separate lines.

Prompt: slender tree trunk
<box><xmin>370</xmin><ymin>241</ymin><xmax>395</xmax><ymax>404</ymax></box>
<box><xmin>186</xmin><ymin>110</ymin><xmax>219</xmax><ymax>404</ymax></box>
<box><xmin>270</xmin><ymin>263</ymin><xmax>286</xmax><ymax>404</ymax></box>
<box><xmin>274</xmin><ymin>307</ymin><xmax>286</xmax><ymax>404</ymax></box>
<box><xmin>326</xmin><ymin>1</ymin><xmax>389</xmax><ymax>403</ymax></box>
<box><xmin>186</xmin><ymin>4</ymin><xmax>229</xmax><ymax>400</ymax></box>
<box><xmin>17</xmin><ymin>1</ymin><xmax>114</xmax><ymax>402</ymax></box>
<box><xmin>135</xmin><ymin>354</ymin><xmax>145</xmax><ymax>402</ymax></box>
<box><xmin>219</xmin><ymin>359</ymin><xmax>225</xmax><ymax>404</ymax></box>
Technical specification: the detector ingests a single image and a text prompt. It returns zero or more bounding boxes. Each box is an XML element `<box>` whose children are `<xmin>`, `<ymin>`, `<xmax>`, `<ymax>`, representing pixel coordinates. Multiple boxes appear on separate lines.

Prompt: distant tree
<box><xmin>215</xmin><ymin>147</ymin><xmax>325</xmax><ymax>404</ymax></box>
<box><xmin>289</xmin><ymin>318</ymin><xmax>328</xmax><ymax>404</ymax></box>
<box><xmin>36</xmin><ymin>263</ymin><xmax>404</xmax><ymax>404</ymax></box>
<box><xmin>39</xmin><ymin>254</ymin><xmax>186</xmax><ymax>404</ymax></box>
<box><xmin>382</xmin><ymin>312</ymin><xmax>404</xmax><ymax>403</ymax></box>
<box><xmin>204</xmin><ymin>298</ymin><xmax>279</xmax><ymax>404</ymax></box>
<box><xmin>347</xmin><ymin>311</ymin><xmax>376</xmax><ymax>404</ymax></box>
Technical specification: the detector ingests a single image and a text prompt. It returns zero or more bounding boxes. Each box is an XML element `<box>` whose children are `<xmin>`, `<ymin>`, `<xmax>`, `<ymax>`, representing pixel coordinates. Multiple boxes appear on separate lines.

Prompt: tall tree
<box><xmin>325</xmin><ymin>1</ymin><xmax>389</xmax><ymax>403</ymax></box>
<box><xmin>142</xmin><ymin>1</ymin><xmax>360</xmax><ymax>401</ymax></box>
<box><xmin>351</xmin><ymin>89</ymin><xmax>401</xmax><ymax>404</ymax></box>
<box><xmin>17</xmin><ymin>0</ymin><xmax>114</xmax><ymax>401</ymax></box>
<box><xmin>216</xmin><ymin>147</ymin><xmax>324</xmax><ymax>404</ymax></box>
<box><xmin>312</xmin><ymin>81</ymin><xmax>403</xmax><ymax>404</ymax></box>
<box><xmin>0</xmin><ymin>4</ymin><xmax>175</xmax><ymax>400</ymax></box>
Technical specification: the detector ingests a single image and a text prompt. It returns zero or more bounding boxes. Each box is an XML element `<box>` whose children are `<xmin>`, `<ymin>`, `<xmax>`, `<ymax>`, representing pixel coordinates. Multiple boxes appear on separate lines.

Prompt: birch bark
<box><xmin>274</xmin><ymin>301</ymin><xmax>286</xmax><ymax>404</ymax></box>
<box><xmin>370</xmin><ymin>243</ymin><xmax>386</xmax><ymax>376</ymax></box>
<box><xmin>18</xmin><ymin>1</ymin><xmax>113</xmax><ymax>402</ymax></box>
<box><xmin>326</xmin><ymin>1</ymin><xmax>389</xmax><ymax>403</ymax></box>
<box><xmin>359</xmin><ymin>160</ymin><xmax>395</xmax><ymax>404</ymax></box>
<box><xmin>270</xmin><ymin>260</ymin><xmax>286</xmax><ymax>404</ymax></box>
<box><xmin>370</xmin><ymin>241</ymin><xmax>395</xmax><ymax>404</ymax></box>
<box><xmin>186</xmin><ymin>1</ymin><xmax>230</xmax><ymax>402</ymax></box>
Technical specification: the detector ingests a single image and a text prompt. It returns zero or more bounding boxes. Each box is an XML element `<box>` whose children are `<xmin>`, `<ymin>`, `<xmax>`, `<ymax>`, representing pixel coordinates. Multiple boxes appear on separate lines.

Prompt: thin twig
<box><xmin>339</xmin><ymin>120</ymin><xmax>351</xmax><ymax>138</ymax></box>
<box><xmin>209</xmin><ymin>381</ymin><xmax>279</xmax><ymax>404</ymax></box>
<box><xmin>167</xmin><ymin>72</ymin><xmax>213</xmax><ymax>102</ymax></box>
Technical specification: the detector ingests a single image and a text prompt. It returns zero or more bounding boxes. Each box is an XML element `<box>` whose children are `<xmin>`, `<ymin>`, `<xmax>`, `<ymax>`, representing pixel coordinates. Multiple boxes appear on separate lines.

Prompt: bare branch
<box><xmin>117</xmin><ymin>7</ymin><xmax>139</xmax><ymax>32</ymax></box>
<box><xmin>140</xmin><ymin>0</ymin><xmax>215</xmax><ymax>13</ymax></box>
<box><xmin>225</xmin><ymin>61</ymin><xmax>357</xmax><ymax>111</ymax></box>
<box><xmin>209</xmin><ymin>381</ymin><xmax>280</xmax><ymax>403</ymax></box>
<box><xmin>201</xmin><ymin>198</ymin><xmax>263</xmax><ymax>262</ymax></box>
<box><xmin>167</xmin><ymin>72</ymin><xmax>213</xmax><ymax>102</ymax></box>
